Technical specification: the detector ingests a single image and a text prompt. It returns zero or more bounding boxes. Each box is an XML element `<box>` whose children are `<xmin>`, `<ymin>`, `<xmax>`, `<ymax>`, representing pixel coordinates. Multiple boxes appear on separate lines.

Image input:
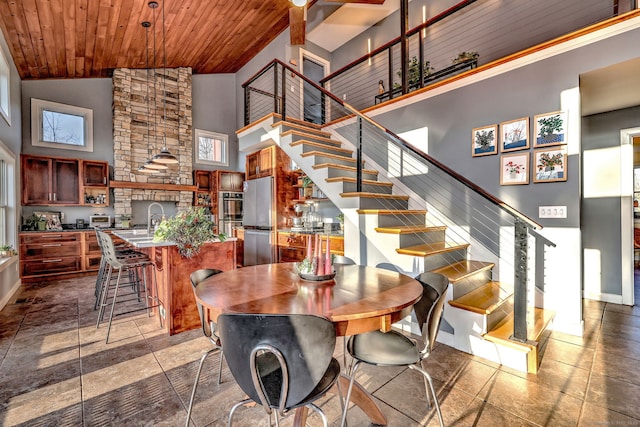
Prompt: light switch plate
<box><xmin>539</xmin><ymin>206</ymin><xmax>567</xmax><ymax>218</ymax></box>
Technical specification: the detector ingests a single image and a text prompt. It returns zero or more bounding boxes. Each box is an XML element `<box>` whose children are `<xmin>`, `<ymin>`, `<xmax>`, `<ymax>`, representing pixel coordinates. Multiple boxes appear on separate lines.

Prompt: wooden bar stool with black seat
<box><xmin>95</xmin><ymin>230</ymin><xmax>162</xmax><ymax>344</ymax></box>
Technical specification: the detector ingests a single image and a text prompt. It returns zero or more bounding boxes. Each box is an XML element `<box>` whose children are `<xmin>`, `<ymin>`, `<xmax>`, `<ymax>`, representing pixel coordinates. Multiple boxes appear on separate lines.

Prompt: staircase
<box><xmin>238</xmin><ymin>113</ymin><xmax>554</xmax><ymax>374</ymax></box>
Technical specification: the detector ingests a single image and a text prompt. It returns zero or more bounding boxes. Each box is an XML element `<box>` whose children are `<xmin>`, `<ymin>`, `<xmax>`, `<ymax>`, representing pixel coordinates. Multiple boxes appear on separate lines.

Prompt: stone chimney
<box><xmin>112</xmin><ymin>67</ymin><xmax>193</xmax><ymax>219</ymax></box>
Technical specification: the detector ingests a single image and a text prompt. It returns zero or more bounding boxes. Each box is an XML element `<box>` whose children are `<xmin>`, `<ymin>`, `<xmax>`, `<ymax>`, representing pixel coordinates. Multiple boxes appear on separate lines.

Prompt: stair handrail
<box><xmin>243</xmin><ymin>58</ymin><xmax>542</xmax><ymax>231</ymax></box>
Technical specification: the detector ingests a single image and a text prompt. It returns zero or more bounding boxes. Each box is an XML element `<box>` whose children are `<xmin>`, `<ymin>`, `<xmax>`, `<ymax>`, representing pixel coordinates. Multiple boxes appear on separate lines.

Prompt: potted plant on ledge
<box><xmin>153</xmin><ymin>206</ymin><xmax>227</xmax><ymax>258</ymax></box>
<box><xmin>0</xmin><ymin>244</ymin><xmax>15</xmax><ymax>257</ymax></box>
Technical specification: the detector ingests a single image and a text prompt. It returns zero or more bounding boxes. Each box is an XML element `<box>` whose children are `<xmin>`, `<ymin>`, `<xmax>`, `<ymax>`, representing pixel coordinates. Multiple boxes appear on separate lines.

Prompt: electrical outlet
<box><xmin>343</xmin><ymin>94</ymin><xmax>347</xmax><ymax>100</ymax></box>
<box><xmin>159</xmin><ymin>305</ymin><xmax>166</xmax><ymax>319</ymax></box>
<box><xmin>539</xmin><ymin>205</ymin><xmax>567</xmax><ymax>218</ymax></box>
<box><xmin>291</xmin><ymin>85</ymin><xmax>295</xmax><ymax>92</ymax></box>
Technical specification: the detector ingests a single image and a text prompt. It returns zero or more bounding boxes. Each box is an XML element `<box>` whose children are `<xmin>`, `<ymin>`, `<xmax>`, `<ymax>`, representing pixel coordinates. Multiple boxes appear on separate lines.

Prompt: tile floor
<box><xmin>1</xmin><ymin>274</ymin><xmax>640</xmax><ymax>426</ymax></box>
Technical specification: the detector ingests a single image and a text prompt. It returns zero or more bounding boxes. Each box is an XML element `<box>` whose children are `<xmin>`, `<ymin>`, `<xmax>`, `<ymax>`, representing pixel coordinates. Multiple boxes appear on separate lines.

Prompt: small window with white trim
<box><xmin>194</xmin><ymin>129</ymin><xmax>228</xmax><ymax>166</ymax></box>
<box><xmin>31</xmin><ymin>98</ymin><xmax>93</xmax><ymax>152</ymax></box>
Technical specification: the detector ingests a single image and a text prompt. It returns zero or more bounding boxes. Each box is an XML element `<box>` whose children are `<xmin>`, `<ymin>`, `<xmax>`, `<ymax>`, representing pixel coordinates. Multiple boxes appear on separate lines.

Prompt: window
<box><xmin>0</xmin><ymin>47</ymin><xmax>10</xmax><ymax>125</ymax></box>
<box><xmin>0</xmin><ymin>140</ymin><xmax>16</xmax><ymax>248</ymax></box>
<box><xmin>31</xmin><ymin>98</ymin><xmax>93</xmax><ymax>152</ymax></box>
<box><xmin>194</xmin><ymin>129</ymin><xmax>228</xmax><ymax>166</ymax></box>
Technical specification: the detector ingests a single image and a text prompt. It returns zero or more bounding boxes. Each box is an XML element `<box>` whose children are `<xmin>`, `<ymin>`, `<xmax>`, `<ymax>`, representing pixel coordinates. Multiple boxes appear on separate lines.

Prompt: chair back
<box><xmin>190</xmin><ymin>269</ymin><xmax>223</xmax><ymax>339</ymax></box>
<box><xmin>333</xmin><ymin>255</ymin><xmax>356</xmax><ymax>265</ymax></box>
<box><xmin>218</xmin><ymin>313</ymin><xmax>336</xmax><ymax>411</ymax></box>
<box><xmin>414</xmin><ymin>272</ymin><xmax>449</xmax><ymax>352</ymax></box>
<box><xmin>96</xmin><ymin>230</ymin><xmax>121</xmax><ymax>267</ymax></box>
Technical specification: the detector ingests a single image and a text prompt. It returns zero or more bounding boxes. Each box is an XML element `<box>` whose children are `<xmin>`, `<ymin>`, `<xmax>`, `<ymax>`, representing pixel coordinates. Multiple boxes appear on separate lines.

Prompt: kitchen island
<box><xmin>113</xmin><ymin>230</ymin><xmax>237</xmax><ymax>335</ymax></box>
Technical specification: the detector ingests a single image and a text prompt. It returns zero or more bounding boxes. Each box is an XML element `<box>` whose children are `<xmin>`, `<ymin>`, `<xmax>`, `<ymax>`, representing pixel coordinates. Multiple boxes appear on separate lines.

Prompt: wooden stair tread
<box><xmin>396</xmin><ymin>241</ymin><xmax>469</xmax><ymax>257</ymax></box>
<box><xmin>300</xmin><ymin>150</ymin><xmax>355</xmax><ymax>160</ymax></box>
<box><xmin>375</xmin><ymin>225</ymin><xmax>447</xmax><ymax>234</ymax></box>
<box><xmin>312</xmin><ymin>163</ymin><xmax>378</xmax><ymax>175</ymax></box>
<box><xmin>326</xmin><ymin>177</ymin><xmax>393</xmax><ymax>187</ymax></box>
<box><xmin>340</xmin><ymin>192</ymin><xmax>409</xmax><ymax>200</ymax></box>
<box><xmin>292</xmin><ymin>140</ymin><xmax>347</xmax><ymax>153</ymax></box>
<box><xmin>274</xmin><ymin>121</ymin><xmax>330</xmax><ymax>137</ymax></box>
<box><xmin>285</xmin><ymin>132</ymin><xmax>341</xmax><ymax>146</ymax></box>
<box><xmin>448</xmin><ymin>282</ymin><xmax>513</xmax><ymax>315</ymax></box>
<box><xmin>274</xmin><ymin>116</ymin><xmax>323</xmax><ymax>130</ymax></box>
<box><xmin>483</xmin><ymin>308</ymin><xmax>555</xmax><ymax>351</ymax></box>
<box><xmin>431</xmin><ymin>260</ymin><xmax>495</xmax><ymax>283</ymax></box>
<box><xmin>357</xmin><ymin>209</ymin><xmax>427</xmax><ymax>215</ymax></box>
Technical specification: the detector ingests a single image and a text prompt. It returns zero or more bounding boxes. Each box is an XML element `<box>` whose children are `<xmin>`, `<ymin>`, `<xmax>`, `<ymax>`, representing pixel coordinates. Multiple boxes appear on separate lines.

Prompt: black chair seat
<box><xmin>348</xmin><ymin>330</ymin><xmax>420</xmax><ymax>366</ymax></box>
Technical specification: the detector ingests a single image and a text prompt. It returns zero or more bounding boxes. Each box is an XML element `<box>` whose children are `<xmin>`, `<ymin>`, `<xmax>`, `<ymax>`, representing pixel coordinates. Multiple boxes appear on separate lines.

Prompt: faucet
<box><xmin>147</xmin><ymin>202</ymin><xmax>165</xmax><ymax>235</ymax></box>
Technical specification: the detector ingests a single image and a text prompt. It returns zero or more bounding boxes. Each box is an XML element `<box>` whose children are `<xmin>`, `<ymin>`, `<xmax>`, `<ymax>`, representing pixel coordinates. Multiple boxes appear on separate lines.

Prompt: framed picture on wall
<box><xmin>534</xmin><ymin>111</ymin><xmax>567</xmax><ymax>147</ymax></box>
<box><xmin>471</xmin><ymin>125</ymin><xmax>498</xmax><ymax>157</ymax></box>
<box><xmin>533</xmin><ymin>147</ymin><xmax>567</xmax><ymax>183</ymax></box>
<box><xmin>500</xmin><ymin>152</ymin><xmax>529</xmax><ymax>185</ymax></box>
<box><xmin>500</xmin><ymin>117</ymin><xmax>529</xmax><ymax>152</ymax></box>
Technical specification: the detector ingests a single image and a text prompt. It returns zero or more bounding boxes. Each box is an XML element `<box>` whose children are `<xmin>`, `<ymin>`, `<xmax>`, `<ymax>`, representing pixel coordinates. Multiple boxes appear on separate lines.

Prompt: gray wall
<box><xmin>192</xmin><ymin>73</ymin><xmax>239</xmax><ymax>170</ymax></box>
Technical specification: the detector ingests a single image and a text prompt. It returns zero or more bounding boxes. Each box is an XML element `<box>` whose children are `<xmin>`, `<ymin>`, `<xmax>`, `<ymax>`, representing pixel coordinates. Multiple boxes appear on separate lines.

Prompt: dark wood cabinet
<box><xmin>21</xmin><ymin>155</ymin><xmax>109</xmax><ymax>206</ymax></box>
<box><xmin>20</xmin><ymin>232</ymin><xmax>82</xmax><ymax>278</ymax></box>
<box><xmin>192</xmin><ymin>170</ymin><xmax>245</xmax><ymax>222</ymax></box>
<box><xmin>245</xmin><ymin>146</ymin><xmax>275</xmax><ymax>180</ymax></box>
<box><xmin>22</xmin><ymin>155</ymin><xmax>79</xmax><ymax>205</ymax></box>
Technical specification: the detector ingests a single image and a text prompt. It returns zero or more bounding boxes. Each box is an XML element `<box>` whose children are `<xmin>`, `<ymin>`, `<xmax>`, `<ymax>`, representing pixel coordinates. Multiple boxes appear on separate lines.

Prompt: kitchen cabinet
<box><xmin>245</xmin><ymin>146</ymin><xmax>275</xmax><ymax>180</ymax></box>
<box><xmin>192</xmin><ymin>170</ymin><xmax>245</xmax><ymax>232</ymax></box>
<box><xmin>277</xmin><ymin>231</ymin><xmax>344</xmax><ymax>262</ymax></box>
<box><xmin>20</xmin><ymin>232</ymin><xmax>82</xmax><ymax>278</ymax></box>
<box><xmin>22</xmin><ymin>155</ymin><xmax>79</xmax><ymax>205</ymax></box>
<box><xmin>21</xmin><ymin>155</ymin><xmax>109</xmax><ymax>206</ymax></box>
<box><xmin>81</xmin><ymin>160</ymin><xmax>109</xmax><ymax>206</ymax></box>
<box><xmin>19</xmin><ymin>230</ymin><xmax>122</xmax><ymax>280</ymax></box>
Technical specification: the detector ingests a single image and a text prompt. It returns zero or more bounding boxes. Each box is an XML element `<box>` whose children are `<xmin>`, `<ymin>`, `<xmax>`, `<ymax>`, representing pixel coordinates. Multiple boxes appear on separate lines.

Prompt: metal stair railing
<box><xmin>242</xmin><ymin>59</ymin><xmax>556</xmax><ymax>343</ymax></box>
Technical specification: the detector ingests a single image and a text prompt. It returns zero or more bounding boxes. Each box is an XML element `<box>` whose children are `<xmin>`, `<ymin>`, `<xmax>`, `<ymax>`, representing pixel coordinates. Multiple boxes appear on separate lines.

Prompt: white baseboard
<box><xmin>583</xmin><ymin>290</ymin><xmax>623</xmax><ymax>304</ymax></box>
<box><xmin>0</xmin><ymin>278</ymin><xmax>21</xmax><ymax>311</ymax></box>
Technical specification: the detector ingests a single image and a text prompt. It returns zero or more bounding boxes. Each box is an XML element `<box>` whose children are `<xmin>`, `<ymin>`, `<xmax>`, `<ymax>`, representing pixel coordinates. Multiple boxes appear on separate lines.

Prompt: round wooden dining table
<box><xmin>194</xmin><ymin>262</ymin><xmax>424</xmax><ymax>426</ymax></box>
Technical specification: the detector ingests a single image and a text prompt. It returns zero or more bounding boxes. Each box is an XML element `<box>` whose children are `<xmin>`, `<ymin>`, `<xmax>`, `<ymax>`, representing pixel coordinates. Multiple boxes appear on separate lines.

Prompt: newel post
<box><xmin>511</xmin><ymin>218</ymin><xmax>528</xmax><ymax>342</ymax></box>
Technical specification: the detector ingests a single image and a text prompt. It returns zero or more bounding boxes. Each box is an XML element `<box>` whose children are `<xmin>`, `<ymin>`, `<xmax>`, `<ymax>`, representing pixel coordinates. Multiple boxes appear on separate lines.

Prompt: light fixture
<box><xmin>138</xmin><ymin>20</ymin><xmax>162</xmax><ymax>174</ymax></box>
<box><xmin>291</xmin><ymin>0</ymin><xmax>307</xmax><ymax>7</ymax></box>
<box><xmin>150</xmin><ymin>0</ymin><xmax>179</xmax><ymax>165</ymax></box>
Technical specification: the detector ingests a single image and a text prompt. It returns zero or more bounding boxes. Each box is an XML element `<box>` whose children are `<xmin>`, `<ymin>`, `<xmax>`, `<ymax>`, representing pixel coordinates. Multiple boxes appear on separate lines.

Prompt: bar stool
<box><xmin>93</xmin><ymin>230</ymin><xmax>147</xmax><ymax>310</ymax></box>
<box><xmin>95</xmin><ymin>230</ymin><xmax>162</xmax><ymax>343</ymax></box>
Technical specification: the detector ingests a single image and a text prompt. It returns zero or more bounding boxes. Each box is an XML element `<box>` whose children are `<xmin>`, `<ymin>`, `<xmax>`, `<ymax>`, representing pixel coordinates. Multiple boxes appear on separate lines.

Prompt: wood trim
<box><xmin>109</xmin><ymin>181</ymin><xmax>197</xmax><ymax>191</ymax></box>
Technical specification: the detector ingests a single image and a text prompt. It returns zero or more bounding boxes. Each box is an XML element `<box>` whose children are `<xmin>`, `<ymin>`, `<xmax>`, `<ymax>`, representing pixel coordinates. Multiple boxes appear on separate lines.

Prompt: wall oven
<box><xmin>218</xmin><ymin>191</ymin><xmax>243</xmax><ymax>236</ymax></box>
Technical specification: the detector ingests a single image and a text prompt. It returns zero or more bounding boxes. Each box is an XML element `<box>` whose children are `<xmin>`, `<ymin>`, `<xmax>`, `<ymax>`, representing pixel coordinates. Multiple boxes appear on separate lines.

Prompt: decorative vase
<box><xmin>304</xmin><ymin>186</ymin><xmax>313</xmax><ymax>198</ymax></box>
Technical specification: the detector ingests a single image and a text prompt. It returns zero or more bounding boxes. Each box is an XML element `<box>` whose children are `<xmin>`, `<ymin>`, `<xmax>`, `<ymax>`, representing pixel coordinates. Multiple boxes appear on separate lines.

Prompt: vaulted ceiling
<box><xmin>0</xmin><ymin>0</ymin><xmax>305</xmax><ymax>80</ymax></box>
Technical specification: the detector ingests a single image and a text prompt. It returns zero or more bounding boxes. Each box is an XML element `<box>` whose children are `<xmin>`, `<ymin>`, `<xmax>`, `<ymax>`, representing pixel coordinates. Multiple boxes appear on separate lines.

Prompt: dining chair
<box><xmin>185</xmin><ymin>268</ymin><xmax>225</xmax><ymax>427</ymax></box>
<box><xmin>332</xmin><ymin>255</ymin><xmax>356</xmax><ymax>371</ymax></box>
<box><xmin>218</xmin><ymin>313</ymin><xmax>343</xmax><ymax>427</ymax></box>
<box><xmin>340</xmin><ymin>272</ymin><xmax>448</xmax><ymax>427</ymax></box>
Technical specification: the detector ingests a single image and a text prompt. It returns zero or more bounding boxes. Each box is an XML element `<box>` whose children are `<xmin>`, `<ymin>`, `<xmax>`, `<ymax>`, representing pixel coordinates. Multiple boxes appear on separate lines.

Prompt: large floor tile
<box><xmin>543</xmin><ymin>337</ymin><xmax>595</xmax><ymax>370</ymax></box>
<box><xmin>579</xmin><ymin>401</ymin><xmax>640</xmax><ymax>426</ymax></box>
<box><xmin>586</xmin><ymin>371</ymin><xmax>640</xmax><ymax>419</ymax></box>
<box><xmin>501</xmin><ymin>357</ymin><xmax>590</xmax><ymax>399</ymax></box>
<box><xmin>478</xmin><ymin>370</ymin><xmax>583</xmax><ymax>426</ymax></box>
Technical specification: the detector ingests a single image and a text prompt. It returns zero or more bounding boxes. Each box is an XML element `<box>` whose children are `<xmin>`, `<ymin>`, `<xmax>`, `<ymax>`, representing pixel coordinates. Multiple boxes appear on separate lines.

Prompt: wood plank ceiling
<box><xmin>0</xmin><ymin>0</ymin><xmax>297</xmax><ymax>79</ymax></box>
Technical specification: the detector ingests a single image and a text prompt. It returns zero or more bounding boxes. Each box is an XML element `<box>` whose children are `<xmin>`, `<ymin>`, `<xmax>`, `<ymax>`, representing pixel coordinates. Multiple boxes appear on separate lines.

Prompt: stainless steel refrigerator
<box><xmin>243</xmin><ymin>176</ymin><xmax>274</xmax><ymax>266</ymax></box>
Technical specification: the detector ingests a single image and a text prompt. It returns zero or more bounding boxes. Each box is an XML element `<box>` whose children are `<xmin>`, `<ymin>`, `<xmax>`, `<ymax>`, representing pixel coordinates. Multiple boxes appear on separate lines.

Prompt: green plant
<box><xmin>337</xmin><ymin>213</ymin><xmax>344</xmax><ymax>223</ymax></box>
<box><xmin>393</xmin><ymin>56</ymin><xmax>433</xmax><ymax>89</ymax></box>
<box><xmin>0</xmin><ymin>244</ymin><xmax>15</xmax><ymax>257</ymax></box>
<box><xmin>452</xmin><ymin>51</ymin><xmax>479</xmax><ymax>64</ymax></box>
<box><xmin>301</xmin><ymin>176</ymin><xmax>313</xmax><ymax>187</ymax></box>
<box><xmin>537</xmin><ymin>115</ymin><xmax>563</xmax><ymax>137</ymax></box>
<box><xmin>25</xmin><ymin>214</ymin><xmax>43</xmax><ymax>231</ymax></box>
<box><xmin>153</xmin><ymin>206</ymin><xmax>227</xmax><ymax>258</ymax></box>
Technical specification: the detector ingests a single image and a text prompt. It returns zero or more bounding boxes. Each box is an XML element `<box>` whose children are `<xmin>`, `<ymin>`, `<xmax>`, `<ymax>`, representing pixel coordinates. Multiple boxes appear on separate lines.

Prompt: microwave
<box><xmin>90</xmin><ymin>215</ymin><xmax>111</xmax><ymax>228</ymax></box>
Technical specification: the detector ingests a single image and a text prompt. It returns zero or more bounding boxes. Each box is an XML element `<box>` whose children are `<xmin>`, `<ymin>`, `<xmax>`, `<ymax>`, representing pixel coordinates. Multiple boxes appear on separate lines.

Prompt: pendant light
<box><xmin>138</xmin><ymin>20</ymin><xmax>161</xmax><ymax>174</ymax></box>
<box><xmin>151</xmin><ymin>0</ymin><xmax>179</xmax><ymax>165</ymax></box>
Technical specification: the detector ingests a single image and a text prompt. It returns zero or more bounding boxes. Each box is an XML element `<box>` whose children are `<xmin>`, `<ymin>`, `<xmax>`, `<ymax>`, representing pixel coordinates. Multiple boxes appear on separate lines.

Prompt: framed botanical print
<box><xmin>533</xmin><ymin>147</ymin><xmax>567</xmax><ymax>183</ymax></box>
<box><xmin>500</xmin><ymin>152</ymin><xmax>529</xmax><ymax>185</ymax></box>
<box><xmin>472</xmin><ymin>125</ymin><xmax>498</xmax><ymax>157</ymax></box>
<box><xmin>534</xmin><ymin>111</ymin><xmax>567</xmax><ymax>148</ymax></box>
<box><xmin>500</xmin><ymin>117</ymin><xmax>529</xmax><ymax>152</ymax></box>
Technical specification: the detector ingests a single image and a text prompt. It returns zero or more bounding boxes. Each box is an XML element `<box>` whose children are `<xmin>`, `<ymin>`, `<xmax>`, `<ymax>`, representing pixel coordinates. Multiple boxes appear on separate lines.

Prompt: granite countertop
<box><xmin>113</xmin><ymin>229</ymin><xmax>236</xmax><ymax>249</ymax></box>
<box><xmin>278</xmin><ymin>228</ymin><xmax>344</xmax><ymax>237</ymax></box>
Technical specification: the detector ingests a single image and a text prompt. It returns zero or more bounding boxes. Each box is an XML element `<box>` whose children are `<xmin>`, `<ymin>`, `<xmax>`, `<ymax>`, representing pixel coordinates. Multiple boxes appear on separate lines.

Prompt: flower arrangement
<box><xmin>153</xmin><ymin>206</ymin><xmax>226</xmax><ymax>258</ymax></box>
<box><xmin>505</xmin><ymin>161</ymin><xmax>525</xmax><ymax>175</ymax></box>
<box><xmin>539</xmin><ymin>152</ymin><xmax>563</xmax><ymax>168</ymax></box>
<box><xmin>0</xmin><ymin>244</ymin><xmax>15</xmax><ymax>257</ymax></box>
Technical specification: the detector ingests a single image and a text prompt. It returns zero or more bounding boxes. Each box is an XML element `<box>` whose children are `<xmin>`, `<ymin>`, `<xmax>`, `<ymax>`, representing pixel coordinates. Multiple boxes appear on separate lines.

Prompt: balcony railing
<box><xmin>319</xmin><ymin>0</ymin><xmax>635</xmax><ymax>116</ymax></box>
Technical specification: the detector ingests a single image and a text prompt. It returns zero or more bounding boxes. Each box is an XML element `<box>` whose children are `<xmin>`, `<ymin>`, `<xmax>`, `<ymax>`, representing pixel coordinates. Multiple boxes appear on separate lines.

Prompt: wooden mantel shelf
<box><xmin>109</xmin><ymin>181</ymin><xmax>198</xmax><ymax>192</ymax></box>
